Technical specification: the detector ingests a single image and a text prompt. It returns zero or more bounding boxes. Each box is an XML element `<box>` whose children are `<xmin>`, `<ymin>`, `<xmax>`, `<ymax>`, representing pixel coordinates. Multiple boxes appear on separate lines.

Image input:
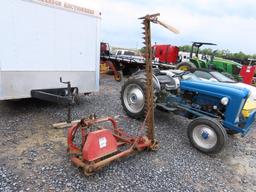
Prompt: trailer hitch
<box><xmin>60</xmin><ymin>77</ymin><xmax>79</xmax><ymax>123</ymax></box>
<box><xmin>60</xmin><ymin>77</ymin><xmax>71</xmax><ymax>95</ymax></box>
<box><xmin>31</xmin><ymin>78</ymin><xmax>79</xmax><ymax>107</ymax></box>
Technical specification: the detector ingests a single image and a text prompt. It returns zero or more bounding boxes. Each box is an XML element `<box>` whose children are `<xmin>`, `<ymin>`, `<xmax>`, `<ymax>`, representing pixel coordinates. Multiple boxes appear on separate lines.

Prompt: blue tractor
<box><xmin>121</xmin><ymin>69</ymin><xmax>256</xmax><ymax>154</ymax></box>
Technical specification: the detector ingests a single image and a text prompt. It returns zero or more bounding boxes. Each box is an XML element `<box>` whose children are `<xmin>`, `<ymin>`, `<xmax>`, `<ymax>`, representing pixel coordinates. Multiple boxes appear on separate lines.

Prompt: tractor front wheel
<box><xmin>187</xmin><ymin>117</ymin><xmax>227</xmax><ymax>154</ymax></box>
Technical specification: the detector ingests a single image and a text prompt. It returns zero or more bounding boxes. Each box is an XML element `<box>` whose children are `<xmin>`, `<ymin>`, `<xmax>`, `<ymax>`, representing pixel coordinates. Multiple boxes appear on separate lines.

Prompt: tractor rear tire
<box><xmin>121</xmin><ymin>76</ymin><xmax>147</xmax><ymax>119</ymax></box>
<box><xmin>187</xmin><ymin>117</ymin><xmax>227</xmax><ymax>154</ymax></box>
<box><xmin>177</xmin><ymin>62</ymin><xmax>196</xmax><ymax>71</ymax></box>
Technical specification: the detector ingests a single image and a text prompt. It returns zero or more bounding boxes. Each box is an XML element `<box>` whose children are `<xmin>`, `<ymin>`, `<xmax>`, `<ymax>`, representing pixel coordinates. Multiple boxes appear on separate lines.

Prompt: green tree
<box><xmin>178</xmin><ymin>45</ymin><xmax>255</xmax><ymax>63</ymax></box>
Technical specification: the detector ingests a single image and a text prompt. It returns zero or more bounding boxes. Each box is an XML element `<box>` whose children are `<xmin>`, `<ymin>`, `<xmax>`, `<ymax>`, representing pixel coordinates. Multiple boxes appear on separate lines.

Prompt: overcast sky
<box><xmin>97</xmin><ymin>0</ymin><xmax>256</xmax><ymax>54</ymax></box>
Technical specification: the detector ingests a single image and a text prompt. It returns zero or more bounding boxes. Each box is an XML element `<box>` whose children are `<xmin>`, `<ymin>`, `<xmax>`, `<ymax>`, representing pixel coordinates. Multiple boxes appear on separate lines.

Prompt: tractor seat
<box><xmin>157</xmin><ymin>75</ymin><xmax>178</xmax><ymax>90</ymax></box>
<box><xmin>157</xmin><ymin>75</ymin><xmax>174</xmax><ymax>84</ymax></box>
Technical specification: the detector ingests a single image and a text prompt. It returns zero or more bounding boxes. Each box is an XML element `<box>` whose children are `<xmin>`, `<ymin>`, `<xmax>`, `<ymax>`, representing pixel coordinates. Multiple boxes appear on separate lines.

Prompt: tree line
<box><xmin>179</xmin><ymin>45</ymin><xmax>256</xmax><ymax>64</ymax></box>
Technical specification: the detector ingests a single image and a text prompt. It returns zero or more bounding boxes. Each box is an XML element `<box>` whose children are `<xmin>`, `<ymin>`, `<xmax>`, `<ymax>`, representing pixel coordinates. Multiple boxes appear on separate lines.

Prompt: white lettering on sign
<box><xmin>99</xmin><ymin>137</ymin><xmax>107</xmax><ymax>149</ymax></box>
<box><xmin>23</xmin><ymin>0</ymin><xmax>98</xmax><ymax>16</ymax></box>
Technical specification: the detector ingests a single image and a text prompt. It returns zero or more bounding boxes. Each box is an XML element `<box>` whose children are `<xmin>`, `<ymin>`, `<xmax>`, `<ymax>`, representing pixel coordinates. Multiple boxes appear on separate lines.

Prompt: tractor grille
<box><xmin>233</xmin><ymin>65</ymin><xmax>241</xmax><ymax>75</ymax></box>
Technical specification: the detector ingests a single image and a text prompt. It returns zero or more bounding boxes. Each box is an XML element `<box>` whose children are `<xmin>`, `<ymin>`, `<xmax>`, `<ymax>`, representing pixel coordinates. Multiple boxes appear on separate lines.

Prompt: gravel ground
<box><xmin>0</xmin><ymin>74</ymin><xmax>256</xmax><ymax>192</ymax></box>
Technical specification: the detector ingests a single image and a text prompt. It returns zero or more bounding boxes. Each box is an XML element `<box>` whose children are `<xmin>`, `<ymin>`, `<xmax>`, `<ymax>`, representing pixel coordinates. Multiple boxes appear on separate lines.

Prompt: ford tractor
<box><xmin>121</xmin><ymin>69</ymin><xmax>256</xmax><ymax>154</ymax></box>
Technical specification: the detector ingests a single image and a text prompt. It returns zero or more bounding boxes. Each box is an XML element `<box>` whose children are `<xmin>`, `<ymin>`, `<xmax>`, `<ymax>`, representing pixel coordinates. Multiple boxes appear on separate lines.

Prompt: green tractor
<box><xmin>177</xmin><ymin>42</ymin><xmax>242</xmax><ymax>80</ymax></box>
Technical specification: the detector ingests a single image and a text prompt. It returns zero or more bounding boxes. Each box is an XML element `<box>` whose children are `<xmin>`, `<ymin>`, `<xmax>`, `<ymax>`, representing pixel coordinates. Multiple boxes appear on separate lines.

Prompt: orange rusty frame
<box><xmin>67</xmin><ymin>117</ymin><xmax>152</xmax><ymax>175</ymax></box>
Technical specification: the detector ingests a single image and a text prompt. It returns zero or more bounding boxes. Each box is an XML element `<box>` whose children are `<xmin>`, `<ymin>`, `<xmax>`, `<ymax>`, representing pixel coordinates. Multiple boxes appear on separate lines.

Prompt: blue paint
<box><xmin>169</xmin><ymin>79</ymin><xmax>256</xmax><ymax>136</ymax></box>
<box><xmin>202</xmin><ymin>131</ymin><xmax>209</xmax><ymax>140</ymax></box>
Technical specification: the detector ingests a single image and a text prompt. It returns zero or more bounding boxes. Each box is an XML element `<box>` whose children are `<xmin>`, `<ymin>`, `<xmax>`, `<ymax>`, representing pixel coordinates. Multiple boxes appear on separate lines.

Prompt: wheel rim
<box><xmin>192</xmin><ymin>125</ymin><xmax>217</xmax><ymax>150</ymax></box>
<box><xmin>123</xmin><ymin>83</ymin><xmax>144</xmax><ymax>114</ymax></box>
<box><xmin>179</xmin><ymin>66</ymin><xmax>189</xmax><ymax>71</ymax></box>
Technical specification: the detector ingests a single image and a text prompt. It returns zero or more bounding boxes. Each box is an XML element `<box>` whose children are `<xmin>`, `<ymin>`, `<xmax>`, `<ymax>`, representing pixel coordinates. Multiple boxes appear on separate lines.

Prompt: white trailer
<box><xmin>0</xmin><ymin>0</ymin><xmax>101</xmax><ymax>102</ymax></box>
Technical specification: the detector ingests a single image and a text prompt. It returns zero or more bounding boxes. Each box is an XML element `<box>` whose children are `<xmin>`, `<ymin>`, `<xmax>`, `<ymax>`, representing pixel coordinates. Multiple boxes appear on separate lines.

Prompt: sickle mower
<box><xmin>67</xmin><ymin>13</ymin><xmax>179</xmax><ymax>175</ymax></box>
<box><xmin>67</xmin><ymin>115</ymin><xmax>156</xmax><ymax>175</ymax></box>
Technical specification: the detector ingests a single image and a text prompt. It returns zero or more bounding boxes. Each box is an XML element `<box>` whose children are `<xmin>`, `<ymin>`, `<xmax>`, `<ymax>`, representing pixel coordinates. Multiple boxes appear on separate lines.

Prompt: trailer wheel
<box><xmin>187</xmin><ymin>117</ymin><xmax>227</xmax><ymax>154</ymax></box>
<box><xmin>114</xmin><ymin>71</ymin><xmax>122</xmax><ymax>82</ymax></box>
<box><xmin>121</xmin><ymin>77</ymin><xmax>147</xmax><ymax>119</ymax></box>
<box><xmin>73</xmin><ymin>94</ymin><xmax>80</xmax><ymax>105</ymax></box>
<box><xmin>177</xmin><ymin>62</ymin><xmax>196</xmax><ymax>71</ymax></box>
<box><xmin>72</xmin><ymin>88</ymin><xmax>80</xmax><ymax>105</ymax></box>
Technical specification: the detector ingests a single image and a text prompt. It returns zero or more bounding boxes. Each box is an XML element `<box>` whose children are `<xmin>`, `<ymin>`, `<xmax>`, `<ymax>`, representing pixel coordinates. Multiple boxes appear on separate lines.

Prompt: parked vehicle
<box><xmin>0</xmin><ymin>0</ymin><xmax>101</xmax><ymax>103</ymax></box>
<box><xmin>176</xmin><ymin>42</ymin><xmax>243</xmax><ymax>80</ymax></box>
<box><xmin>121</xmin><ymin>69</ymin><xmax>256</xmax><ymax>154</ymax></box>
<box><xmin>191</xmin><ymin>68</ymin><xmax>236</xmax><ymax>83</ymax></box>
<box><xmin>100</xmin><ymin>42</ymin><xmax>111</xmax><ymax>56</ymax></box>
<box><xmin>240</xmin><ymin>58</ymin><xmax>256</xmax><ymax>85</ymax></box>
<box><xmin>100</xmin><ymin>43</ymin><xmax>179</xmax><ymax>79</ymax></box>
<box><xmin>178</xmin><ymin>51</ymin><xmax>191</xmax><ymax>62</ymax></box>
<box><xmin>152</xmin><ymin>44</ymin><xmax>179</xmax><ymax>64</ymax></box>
<box><xmin>114</xmin><ymin>50</ymin><xmax>137</xmax><ymax>56</ymax></box>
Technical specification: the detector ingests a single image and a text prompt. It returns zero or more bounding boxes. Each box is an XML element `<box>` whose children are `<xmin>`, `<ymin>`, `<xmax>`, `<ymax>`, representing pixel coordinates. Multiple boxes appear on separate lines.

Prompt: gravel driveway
<box><xmin>0</xmin><ymin>74</ymin><xmax>256</xmax><ymax>192</ymax></box>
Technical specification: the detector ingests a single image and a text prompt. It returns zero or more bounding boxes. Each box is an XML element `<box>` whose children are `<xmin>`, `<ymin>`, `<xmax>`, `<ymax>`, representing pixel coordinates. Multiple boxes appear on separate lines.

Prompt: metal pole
<box><xmin>139</xmin><ymin>14</ymin><xmax>159</xmax><ymax>141</ymax></box>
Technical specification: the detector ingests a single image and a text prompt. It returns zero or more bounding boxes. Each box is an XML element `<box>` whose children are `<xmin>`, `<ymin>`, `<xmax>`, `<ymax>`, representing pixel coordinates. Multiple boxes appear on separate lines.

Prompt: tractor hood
<box><xmin>180</xmin><ymin>80</ymin><xmax>250</xmax><ymax>99</ymax></box>
<box><xmin>233</xmin><ymin>82</ymin><xmax>256</xmax><ymax>101</ymax></box>
<box><xmin>226</xmin><ymin>82</ymin><xmax>256</xmax><ymax>118</ymax></box>
<box><xmin>213</xmin><ymin>57</ymin><xmax>242</xmax><ymax>67</ymax></box>
<box><xmin>180</xmin><ymin>80</ymin><xmax>250</xmax><ymax>123</ymax></box>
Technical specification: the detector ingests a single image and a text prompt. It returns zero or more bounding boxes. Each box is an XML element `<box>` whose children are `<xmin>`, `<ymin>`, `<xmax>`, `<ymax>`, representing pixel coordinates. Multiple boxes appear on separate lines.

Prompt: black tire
<box><xmin>73</xmin><ymin>94</ymin><xmax>80</xmax><ymax>105</ymax></box>
<box><xmin>176</xmin><ymin>62</ymin><xmax>196</xmax><ymax>71</ymax></box>
<box><xmin>121</xmin><ymin>76</ymin><xmax>147</xmax><ymax>119</ymax></box>
<box><xmin>72</xmin><ymin>88</ymin><xmax>80</xmax><ymax>105</ymax></box>
<box><xmin>226</xmin><ymin>129</ymin><xmax>239</xmax><ymax>135</ymax></box>
<box><xmin>187</xmin><ymin>117</ymin><xmax>227</xmax><ymax>154</ymax></box>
